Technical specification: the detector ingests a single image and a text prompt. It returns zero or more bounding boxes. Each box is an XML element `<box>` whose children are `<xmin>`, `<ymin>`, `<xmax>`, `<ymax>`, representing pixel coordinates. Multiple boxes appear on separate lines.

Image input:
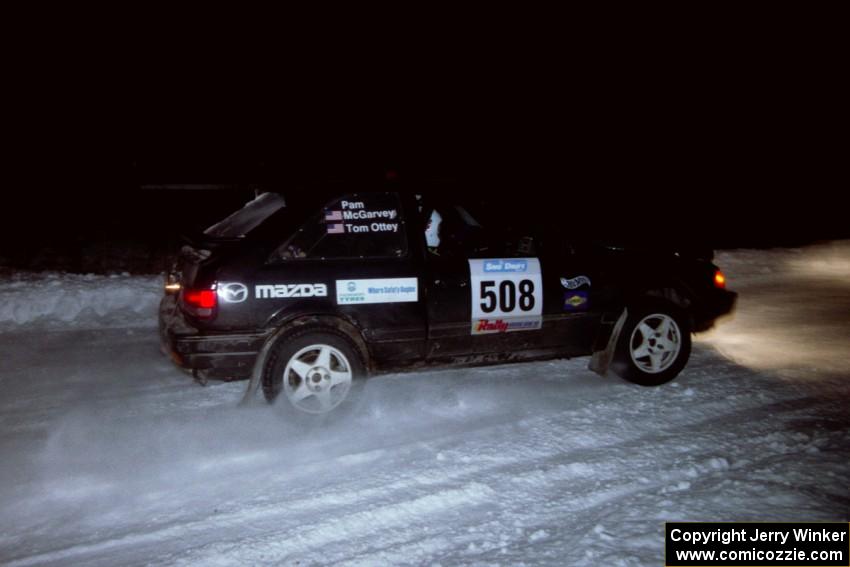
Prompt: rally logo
<box><xmin>560</xmin><ymin>275</ymin><xmax>591</xmax><ymax>289</ymax></box>
<box><xmin>255</xmin><ymin>283</ymin><xmax>328</xmax><ymax>299</ymax></box>
<box><xmin>484</xmin><ymin>259</ymin><xmax>528</xmax><ymax>273</ymax></box>
<box><xmin>218</xmin><ymin>282</ymin><xmax>249</xmax><ymax>303</ymax></box>
<box><xmin>476</xmin><ymin>319</ymin><xmax>509</xmax><ymax>333</ymax></box>
<box><xmin>473</xmin><ymin>318</ymin><xmax>541</xmax><ymax>334</ymax></box>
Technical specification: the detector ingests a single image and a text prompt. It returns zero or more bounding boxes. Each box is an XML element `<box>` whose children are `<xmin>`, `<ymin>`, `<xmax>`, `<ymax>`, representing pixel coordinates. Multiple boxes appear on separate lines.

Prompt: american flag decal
<box><xmin>324</xmin><ymin>209</ymin><xmax>343</xmax><ymax>221</ymax></box>
<box><xmin>326</xmin><ymin>223</ymin><xmax>345</xmax><ymax>234</ymax></box>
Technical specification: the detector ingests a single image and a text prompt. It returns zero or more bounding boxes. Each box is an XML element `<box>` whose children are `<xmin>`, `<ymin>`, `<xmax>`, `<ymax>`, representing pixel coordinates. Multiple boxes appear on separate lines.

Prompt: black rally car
<box><xmin>160</xmin><ymin>188</ymin><xmax>736</xmax><ymax>415</ymax></box>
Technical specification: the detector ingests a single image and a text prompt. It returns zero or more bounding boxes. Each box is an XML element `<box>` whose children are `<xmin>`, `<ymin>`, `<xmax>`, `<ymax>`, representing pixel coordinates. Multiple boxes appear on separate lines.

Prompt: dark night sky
<box><xmin>4</xmin><ymin>24</ymin><xmax>847</xmax><ymax>266</ymax></box>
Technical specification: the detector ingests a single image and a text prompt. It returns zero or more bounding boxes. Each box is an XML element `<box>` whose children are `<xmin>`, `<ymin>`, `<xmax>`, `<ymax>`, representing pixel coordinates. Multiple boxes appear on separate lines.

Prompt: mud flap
<box><xmin>193</xmin><ymin>370</ymin><xmax>208</xmax><ymax>387</ymax></box>
<box><xmin>239</xmin><ymin>327</ymin><xmax>284</xmax><ymax>406</ymax></box>
<box><xmin>588</xmin><ymin>308</ymin><xmax>628</xmax><ymax>377</ymax></box>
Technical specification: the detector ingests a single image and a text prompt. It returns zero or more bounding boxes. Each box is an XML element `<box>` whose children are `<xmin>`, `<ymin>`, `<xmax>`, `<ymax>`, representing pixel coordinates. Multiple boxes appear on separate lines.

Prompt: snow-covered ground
<box><xmin>1</xmin><ymin>243</ymin><xmax>848</xmax><ymax>566</ymax></box>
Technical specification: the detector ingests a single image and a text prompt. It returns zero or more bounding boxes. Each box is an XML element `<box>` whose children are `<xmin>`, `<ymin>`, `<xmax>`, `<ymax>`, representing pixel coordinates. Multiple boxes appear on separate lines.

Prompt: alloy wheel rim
<box><xmin>629</xmin><ymin>313</ymin><xmax>682</xmax><ymax>374</ymax></box>
<box><xmin>283</xmin><ymin>344</ymin><xmax>352</xmax><ymax>413</ymax></box>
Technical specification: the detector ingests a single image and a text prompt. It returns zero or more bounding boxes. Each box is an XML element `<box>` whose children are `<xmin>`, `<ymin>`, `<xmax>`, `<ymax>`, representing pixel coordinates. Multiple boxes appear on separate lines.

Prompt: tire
<box><xmin>262</xmin><ymin>328</ymin><xmax>366</xmax><ymax>416</ymax></box>
<box><xmin>612</xmin><ymin>299</ymin><xmax>691</xmax><ymax>386</ymax></box>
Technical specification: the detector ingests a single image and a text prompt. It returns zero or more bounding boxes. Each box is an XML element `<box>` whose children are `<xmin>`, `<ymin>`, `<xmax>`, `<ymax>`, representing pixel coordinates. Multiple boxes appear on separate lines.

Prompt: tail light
<box><xmin>713</xmin><ymin>270</ymin><xmax>727</xmax><ymax>289</ymax></box>
<box><xmin>182</xmin><ymin>286</ymin><xmax>217</xmax><ymax>318</ymax></box>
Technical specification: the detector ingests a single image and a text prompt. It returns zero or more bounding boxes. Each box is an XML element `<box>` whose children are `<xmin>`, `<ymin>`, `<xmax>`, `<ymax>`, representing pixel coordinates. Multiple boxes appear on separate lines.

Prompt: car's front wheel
<box><xmin>262</xmin><ymin>329</ymin><xmax>366</xmax><ymax>415</ymax></box>
<box><xmin>612</xmin><ymin>299</ymin><xmax>691</xmax><ymax>386</ymax></box>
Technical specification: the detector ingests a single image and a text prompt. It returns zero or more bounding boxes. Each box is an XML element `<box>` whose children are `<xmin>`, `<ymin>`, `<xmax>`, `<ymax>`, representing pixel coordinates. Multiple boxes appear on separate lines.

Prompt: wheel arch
<box><xmin>262</xmin><ymin>300</ymin><xmax>372</xmax><ymax>366</ymax></box>
<box><xmin>625</xmin><ymin>278</ymin><xmax>697</xmax><ymax>329</ymax></box>
<box><xmin>239</xmin><ymin>311</ymin><xmax>372</xmax><ymax>406</ymax></box>
<box><xmin>592</xmin><ymin>279</ymin><xmax>694</xmax><ymax>358</ymax></box>
<box><xmin>271</xmin><ymin>313</ymin><xmax>371</xmax><ymax>370</ymax></box>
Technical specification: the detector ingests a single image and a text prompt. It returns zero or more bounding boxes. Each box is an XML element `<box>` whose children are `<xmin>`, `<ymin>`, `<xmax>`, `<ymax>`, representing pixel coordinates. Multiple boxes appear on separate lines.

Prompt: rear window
<box><xmin>204</xmin><ymin>192</ymin><xmax>286</xmax><ymax>238</ymax></box>
<box><xmin>272</xmin><ymin>192</ymin><xmax>407</xmax><ymax>261</ymax></box>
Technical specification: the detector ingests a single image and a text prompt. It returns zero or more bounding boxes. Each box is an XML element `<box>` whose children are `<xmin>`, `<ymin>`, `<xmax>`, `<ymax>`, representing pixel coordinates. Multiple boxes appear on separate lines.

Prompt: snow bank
<box><xmin>0</xmin><ymin>272</ymin><xmax>161</xmax><ymax>332</ymax></box>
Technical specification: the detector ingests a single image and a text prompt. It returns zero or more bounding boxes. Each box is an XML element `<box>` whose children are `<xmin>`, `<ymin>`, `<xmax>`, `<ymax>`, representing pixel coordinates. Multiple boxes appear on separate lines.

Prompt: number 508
<box><xmin>480</xmin><ymin>280</ymin><xmax>535</xmax><ymax>313</ymax></box>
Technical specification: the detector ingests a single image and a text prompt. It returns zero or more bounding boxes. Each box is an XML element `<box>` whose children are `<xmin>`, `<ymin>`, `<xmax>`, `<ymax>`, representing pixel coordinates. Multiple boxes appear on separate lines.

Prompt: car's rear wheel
<box><xmin>262</xmin><ymin>329</ymin><xmax>366</xmax><ymax>415</ymax></box>
<box><xmin>612</xmin><ymin>299</ymin><xmax>691</xmax><ymax>386</ymax></box>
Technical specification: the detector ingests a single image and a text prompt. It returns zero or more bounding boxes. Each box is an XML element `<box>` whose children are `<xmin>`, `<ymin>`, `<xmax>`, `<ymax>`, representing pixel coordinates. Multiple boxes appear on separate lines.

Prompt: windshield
<box><xmin>203</xmin><ymin>192</ymin><xmax>286</xmax><ymax>238</ymax></box>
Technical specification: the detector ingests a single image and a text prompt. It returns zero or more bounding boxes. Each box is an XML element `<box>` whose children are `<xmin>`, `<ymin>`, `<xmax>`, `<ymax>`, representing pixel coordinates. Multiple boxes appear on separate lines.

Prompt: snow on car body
<box><xmin>159</xmin><ymin>189</ymin><xmax>737</xmax><ymax>415</ymax></box>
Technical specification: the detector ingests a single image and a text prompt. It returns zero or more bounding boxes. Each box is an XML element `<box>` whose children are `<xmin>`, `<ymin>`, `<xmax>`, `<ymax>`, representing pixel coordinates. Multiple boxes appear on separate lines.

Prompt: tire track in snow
<box><xmin>5</xmin><ymin>346</ymin><xmax>848</xmax><ymax>565</ymax></box>
<box><xmin>7</xmin><ymin>483</ymin><xmax>495</xmax><ymax>567</ymax></box>
<box><xmin>11</xmin><ymin>352</ymin><xmax>800</xmax><ymax>564</ymax></box>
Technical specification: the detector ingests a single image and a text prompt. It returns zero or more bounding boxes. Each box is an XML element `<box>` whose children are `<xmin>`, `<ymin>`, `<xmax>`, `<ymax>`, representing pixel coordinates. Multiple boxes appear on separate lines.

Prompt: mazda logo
<box><xmin>219</xmin><ymin>282</ymin><xmax>248</xmax><ymax>303</ymax></box>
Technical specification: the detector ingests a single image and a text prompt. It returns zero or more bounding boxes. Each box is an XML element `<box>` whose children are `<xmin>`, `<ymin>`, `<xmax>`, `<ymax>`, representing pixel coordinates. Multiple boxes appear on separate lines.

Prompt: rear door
<box><xmin>247</xmin><ymin>191</ymin><xmax>428</xmax><ymax>364</ymax></box>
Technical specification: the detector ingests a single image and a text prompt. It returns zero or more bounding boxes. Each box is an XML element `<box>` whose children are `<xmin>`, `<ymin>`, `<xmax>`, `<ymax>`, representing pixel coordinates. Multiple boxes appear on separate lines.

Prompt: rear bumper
<box><xmin>692</xmin><ymin>289</ymin><xmax>738</xmax><ymax>332</ymax></box>
<box><xmin>169</xmin><ymin>332</ymin><xmax>269</xmax><ymax>379</ymax></box>
<box><xmin>159</xmin><ymin>295</ymin><xmax>270</xmax><ymax>380</ymax></box>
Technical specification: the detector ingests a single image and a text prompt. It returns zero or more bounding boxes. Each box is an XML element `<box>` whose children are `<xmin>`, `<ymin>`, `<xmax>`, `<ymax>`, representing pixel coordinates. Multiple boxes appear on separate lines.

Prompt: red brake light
<box><xmin>713</xmin><ymin>270</ymin><xmax>727</xmax><ymax>289</ymax></box>
<box><xmin>182</xmin><ymin>287</ymin><xmax>217</xmax><ymax>317</ymax></box>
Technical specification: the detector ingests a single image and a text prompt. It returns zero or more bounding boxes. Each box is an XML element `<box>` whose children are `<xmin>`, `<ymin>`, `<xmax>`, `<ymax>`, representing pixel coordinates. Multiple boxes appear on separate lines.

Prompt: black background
<box><xmin>3</xmin><ymin>15</ymin><xmax>846</xmax><ymax>272</ymax></box>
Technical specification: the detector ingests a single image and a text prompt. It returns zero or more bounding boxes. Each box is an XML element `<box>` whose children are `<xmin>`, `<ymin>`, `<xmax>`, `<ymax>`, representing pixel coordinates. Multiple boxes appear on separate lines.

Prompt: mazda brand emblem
<box><xmin>219</xmin><ymin>282</ymin><xmax>248</xmax><ymax>303</ymax></box>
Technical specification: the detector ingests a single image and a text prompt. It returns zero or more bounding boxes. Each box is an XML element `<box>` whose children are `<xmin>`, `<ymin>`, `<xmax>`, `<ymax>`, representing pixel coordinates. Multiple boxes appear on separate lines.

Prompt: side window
<box><xmin>425</xmin><ymin>204</ymin><xmax>536</xmax><ymax>259</ymax></box>
<box><xmin>423</xmin><ymin>206</ymin><xmax>457</xmax><ymax>259</ymax></box>
<box><xmin>273</xmin><ymin>193</ymin><xmax>407</xmax><ymax>261</ymax></box>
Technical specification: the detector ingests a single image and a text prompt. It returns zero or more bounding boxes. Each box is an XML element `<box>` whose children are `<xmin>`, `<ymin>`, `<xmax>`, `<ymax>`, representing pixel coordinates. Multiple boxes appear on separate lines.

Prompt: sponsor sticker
<box><xmin>560</xmin><ymin>275</ymin><xmax>591</xmax><ymax>289</ymax></box>
<box><xmin>472</xmin><ymin>317</ymin><xmax>542</xmax><ymax>334</ymax></box>
<box><xmin>484</xmin><ymin>259</ymin><xmax>528</xmax><ymax>273</ymax></box>
<box><xmin>255</xmin><ymin>283</ymin><xmax>328</xmax><ymax>299</ymax></box>
<box><xmin>563</xmin><ymin>291</ymin><xmax>589</xmax><ymax>311</ymax></box>
<box><xmin>335</xmin><ymin>278</ymin><xmax>418</xmax><ymax>304</ymax></box>
<box><xmin>217</xmin><ymin>282</ymin><xmax>248</xmax><ymax>303</ymax></box>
